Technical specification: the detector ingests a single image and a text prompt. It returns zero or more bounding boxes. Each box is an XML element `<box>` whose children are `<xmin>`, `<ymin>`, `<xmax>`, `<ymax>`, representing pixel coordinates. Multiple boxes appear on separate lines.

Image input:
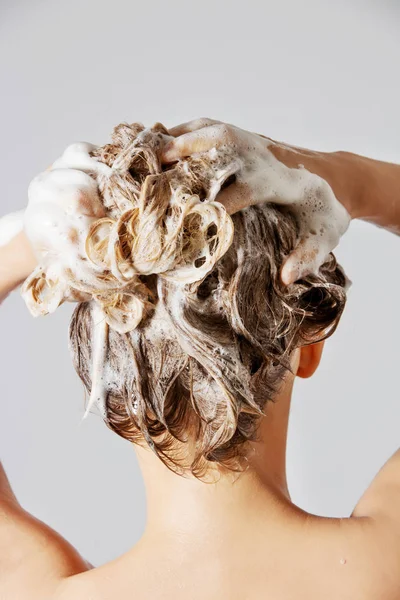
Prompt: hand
<box><xmin>0</xmin><ymin>152</ymin><xmax>105</xmax><ymax>305</ymax></box>
<box><xmin>162</xmin><ymin>119</ymin><xmax>351</xmax><ymax>285</ymax></box>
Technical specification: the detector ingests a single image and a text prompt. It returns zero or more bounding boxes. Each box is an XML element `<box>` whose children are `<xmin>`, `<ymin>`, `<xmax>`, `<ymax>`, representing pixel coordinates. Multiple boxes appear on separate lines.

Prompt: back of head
<box><xmin>62</xmin><ymin>123</ymin><xmax>347</xmax><ymax>478</ymax></box>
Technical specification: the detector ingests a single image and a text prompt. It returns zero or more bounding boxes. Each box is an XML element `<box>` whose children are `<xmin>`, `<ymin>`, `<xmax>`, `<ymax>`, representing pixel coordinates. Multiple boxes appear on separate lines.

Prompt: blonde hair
<box><xmin>22</xmin><ymin>122</ymin><xmax>237</xmax><ymax>333</ymax></box>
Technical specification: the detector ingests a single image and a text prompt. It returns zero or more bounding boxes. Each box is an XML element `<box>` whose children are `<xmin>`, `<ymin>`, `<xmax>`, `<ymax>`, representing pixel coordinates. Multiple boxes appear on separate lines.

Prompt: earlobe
<box><xmin>297</xmin><ymin>341</ymin><xmax>325</xmax><ymax>379</ymax></box>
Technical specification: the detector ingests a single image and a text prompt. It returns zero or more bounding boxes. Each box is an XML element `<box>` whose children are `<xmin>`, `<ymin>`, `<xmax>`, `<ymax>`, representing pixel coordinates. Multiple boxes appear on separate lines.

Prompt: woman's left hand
<box><xmin>161</xmin><ymin>118</ymin><xmax>352</xmax><ymax>284</ymax></box>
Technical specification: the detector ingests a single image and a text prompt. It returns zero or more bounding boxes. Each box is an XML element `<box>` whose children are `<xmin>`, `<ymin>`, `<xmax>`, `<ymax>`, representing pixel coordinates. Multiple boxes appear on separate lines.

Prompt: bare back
<box><xmin>2</xmin><ymin>478</ymin><xmax>400</xmax><ymax>600</ymax></box>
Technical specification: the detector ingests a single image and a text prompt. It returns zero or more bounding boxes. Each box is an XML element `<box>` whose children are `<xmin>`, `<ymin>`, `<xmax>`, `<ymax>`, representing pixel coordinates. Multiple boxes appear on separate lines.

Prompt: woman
<box><xmin>0</xmin><ymin>119</ymin><xmax>399</xmax><ymax>599</ymax></box>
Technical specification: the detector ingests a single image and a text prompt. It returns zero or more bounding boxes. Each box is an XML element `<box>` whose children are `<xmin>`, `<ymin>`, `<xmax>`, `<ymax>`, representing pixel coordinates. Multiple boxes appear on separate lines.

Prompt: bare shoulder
<box><xmin>345</xmin><ymin>447</ymin><xmax>400</xmax><ymax>599</ymax></box>
<box><xmin>299</xmin><ymin>446</ymin><xmax>400</xmax><ymax>600</ymax></box>
<box><xmin>295</xmin><ymin>511</ymin><xmax>400</xmax><ymax>600</ymax></box>
<box><xmin>0</xmin><ymin>464</ymin><xmax>90</xmax><ymax>600</ymax></box>
<box><xmin>53</xmin><ymin>512</ymin><xmax>400</xmax><ymax>600</ymax></box>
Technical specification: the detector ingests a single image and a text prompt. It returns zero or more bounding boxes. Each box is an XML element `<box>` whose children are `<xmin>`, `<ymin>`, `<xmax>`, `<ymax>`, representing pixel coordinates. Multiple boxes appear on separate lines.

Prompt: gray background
<box><xmin>1</xmin><ymin>0</ymin><xmax>399</xmax><ymax>567</ymax></box>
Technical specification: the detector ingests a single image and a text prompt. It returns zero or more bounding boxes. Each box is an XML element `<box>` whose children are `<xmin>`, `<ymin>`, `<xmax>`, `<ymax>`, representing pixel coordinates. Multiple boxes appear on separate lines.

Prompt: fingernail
<box><xmin>281</xmin><ymin>266</ymin><xmax>292</xmax><ymax>286</ymax></box>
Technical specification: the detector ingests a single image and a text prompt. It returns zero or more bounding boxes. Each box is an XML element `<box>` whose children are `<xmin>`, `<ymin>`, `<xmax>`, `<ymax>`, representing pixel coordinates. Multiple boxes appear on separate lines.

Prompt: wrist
<box><xmin>324</xmin><ymin>151</ymin><xmax>369</xmax><ymax>220</ymax></box>
<box><xmin>0</xmin><ymin>232</ymin><xmax>37</xmax><ymax>295</ymax></box>
<box><xmin>0</xmin><ymin>253</ymin><xmax>25</xmax><ymax>295</ymax></box>
<box><xmin>269</xmin><ymin>144</ymin><xmax>362</xmax><ymax>220</ymax></box>
<box><xmin>335</xmin><ymin>152</ymin><xmax>400</xmax><ymax>231</ymax></box>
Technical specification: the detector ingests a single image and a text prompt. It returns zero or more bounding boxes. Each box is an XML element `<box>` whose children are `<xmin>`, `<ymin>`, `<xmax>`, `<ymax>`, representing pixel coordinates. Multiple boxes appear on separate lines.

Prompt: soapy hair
<box><xmin>69</xmin><ymin>122</ymin><xmax>347</xmax><ymax>478</ymax></box>
<box><xmin>22</xmin><ymin>122</ymin><xmax>236</xmax><ymax>331</ymax></box>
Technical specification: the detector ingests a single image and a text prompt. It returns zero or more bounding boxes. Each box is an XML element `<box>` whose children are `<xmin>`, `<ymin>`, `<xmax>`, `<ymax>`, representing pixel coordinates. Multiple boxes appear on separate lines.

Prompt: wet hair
<box><xmin>69</xmin><ymin>123</ymin><xmax>347</xmax><ymax>478</ymax></box>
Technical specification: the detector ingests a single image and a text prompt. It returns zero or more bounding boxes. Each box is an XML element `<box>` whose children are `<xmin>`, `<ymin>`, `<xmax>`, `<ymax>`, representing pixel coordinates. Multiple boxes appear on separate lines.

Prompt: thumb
<box><xmin>281</xmin><ymin>235</ymin><xmax>328</xmax><ymax>285</ymax></box>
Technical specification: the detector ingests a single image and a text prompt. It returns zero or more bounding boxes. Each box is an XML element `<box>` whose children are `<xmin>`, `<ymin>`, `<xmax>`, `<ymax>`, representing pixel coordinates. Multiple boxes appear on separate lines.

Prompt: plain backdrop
<box><xmin>0</xmin><ymin>0</ymin><xmax>399</xmax><ymax>566</ymax></box>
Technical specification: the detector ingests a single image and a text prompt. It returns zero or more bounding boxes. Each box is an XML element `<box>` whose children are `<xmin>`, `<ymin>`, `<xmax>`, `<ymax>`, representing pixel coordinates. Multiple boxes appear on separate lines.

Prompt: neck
<box><xmin>134</xmin><ymin>375</ymin><xmax>295</xmax><ymax>542</ymax></box>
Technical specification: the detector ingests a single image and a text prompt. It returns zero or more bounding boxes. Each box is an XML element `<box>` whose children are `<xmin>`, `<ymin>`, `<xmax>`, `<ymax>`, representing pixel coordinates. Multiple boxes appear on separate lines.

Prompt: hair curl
<box><xmin>69</xmin><ymin>122</ymin><xmax>347</xmax><ymax>478</ymax></box>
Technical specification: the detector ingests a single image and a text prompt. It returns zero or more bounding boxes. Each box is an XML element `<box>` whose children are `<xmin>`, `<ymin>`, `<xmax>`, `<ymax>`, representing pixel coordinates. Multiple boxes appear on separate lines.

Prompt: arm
<box><xmin>0</xmin><ymin>462</ymin><xmax>19</xmax><ymax>506</ymax></box>
<box><xmin>351</xmin><ymin>448</ymin><xmax>400</xmax><ymax>521</ymax></box>
<box><xmin>266</xmin><ymin>145</ymin><xmax>400</xmax><ymax>233</ymax></box>
<box><xmin>162</xmin><ymin>119</ymin><xmax>400</xmax><ymax>282</ymax></box>
<box><xmin>0</xmin><ymin>459</ymin><xmax>91</xmax><ymax>598</ymax></box>
<box><xmin>0</xmin><ymin>236</ymin><xmax>91</xmax><ymax>598</ymax></box>
<box><xmin>0</xmin><ymin>231</ymin><xmax>36</xmax><ymax>302</ymax></box>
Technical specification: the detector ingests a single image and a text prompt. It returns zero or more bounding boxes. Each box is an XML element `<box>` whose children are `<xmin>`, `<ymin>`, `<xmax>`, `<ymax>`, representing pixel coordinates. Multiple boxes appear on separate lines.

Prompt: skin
<box><xmin>1</xmin><ymin>119</ymin><xmax>400</xmax><ymax>599</ymax></box>
<box><xmin>163</xmin><ymin>119</ymin><xmax>400</xmax><ymax>281</ymax></box>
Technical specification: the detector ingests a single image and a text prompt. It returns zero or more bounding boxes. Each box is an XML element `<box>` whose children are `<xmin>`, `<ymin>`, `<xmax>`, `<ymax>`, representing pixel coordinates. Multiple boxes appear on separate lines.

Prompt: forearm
<box><xmin>337</xmin><ymin>151</ymin><xmax>400</xmax><ymax>232</ymax></box>
<box><xmin>0</xmin><ymin>232</ymin><xmax>37</xmax><ymax>300</ymax></box>
<box><xmin>269</xmin><ymin>143</ymin><xmax>400</xmax><ymax>232</ymax></box>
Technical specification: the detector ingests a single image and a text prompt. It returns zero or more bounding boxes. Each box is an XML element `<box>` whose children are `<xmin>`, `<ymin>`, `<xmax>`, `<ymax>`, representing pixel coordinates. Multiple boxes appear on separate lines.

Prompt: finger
<box><xmin>161</xmin><ymin>124</ymin><xmax>234</xmax><ymax>163</ymax></box>
<box><xmin>215</xmin><ymin>181</ymin><xmax>256</xmax><ymax>215</ymax></box>
<box><xmin>281</xmin><ymin>235</ymin><xmax>326</xmax><ymax>285</ymax></box>
<box><xmin>168</xmin><ymin>118</ymin><xmax>221</xmax><ymax>137</ymax></box>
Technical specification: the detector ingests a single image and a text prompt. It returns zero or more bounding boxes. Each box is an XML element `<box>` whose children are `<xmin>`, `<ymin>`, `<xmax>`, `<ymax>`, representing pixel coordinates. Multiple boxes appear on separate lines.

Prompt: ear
<box><xmin>296</xmin><ymin>340</ymin><xmax>325</xmax><ymax>379</ymax></box>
